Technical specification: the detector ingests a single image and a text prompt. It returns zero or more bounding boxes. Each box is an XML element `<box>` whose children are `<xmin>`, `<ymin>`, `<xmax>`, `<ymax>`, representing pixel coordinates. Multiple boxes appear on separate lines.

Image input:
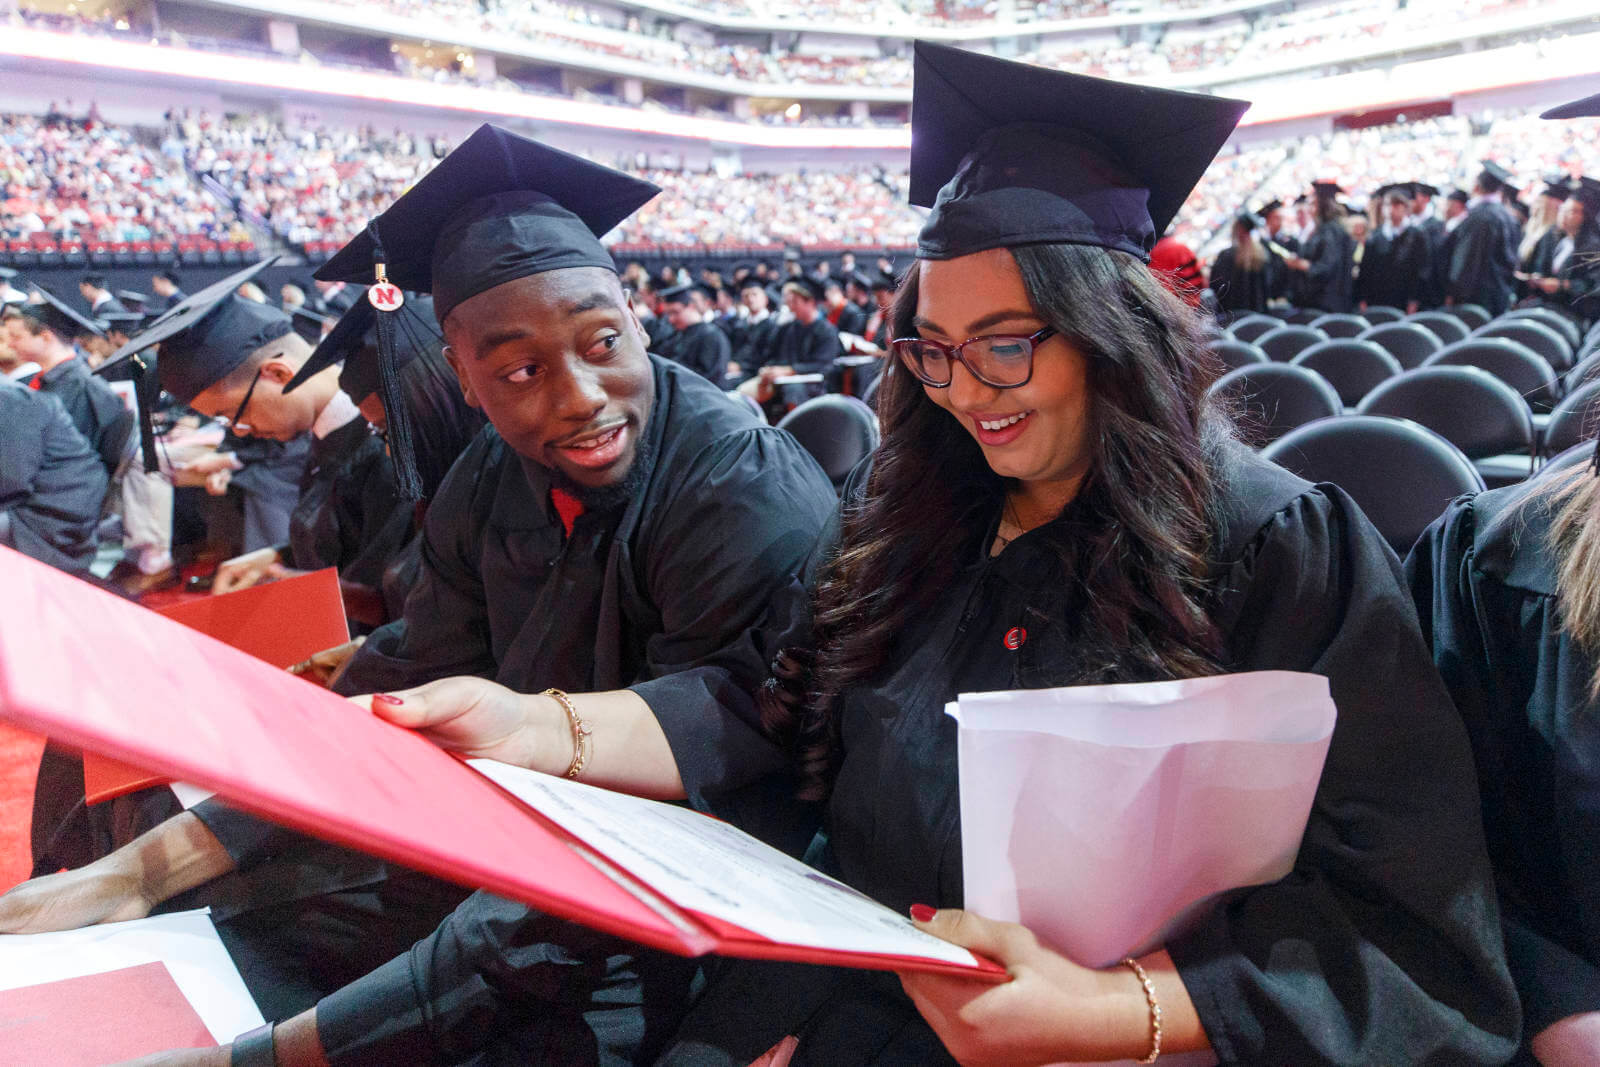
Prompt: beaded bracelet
<box><xmin>1121</xmin><ymin>956</ymin><xmax>1162</xmax><ymax>1064</ymax></box>
<box><xmin>543</xmin><ymin>687</ymin><xmax>591</xmax><ymax>779</ymax></box>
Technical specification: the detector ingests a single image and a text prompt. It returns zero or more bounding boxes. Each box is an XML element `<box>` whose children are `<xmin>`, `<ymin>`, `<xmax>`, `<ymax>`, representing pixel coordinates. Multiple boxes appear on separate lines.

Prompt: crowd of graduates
<box><xmin>7</xmin><ymin>34</ymin><xmax>1600</xmax><ymax>1067</ymax></box>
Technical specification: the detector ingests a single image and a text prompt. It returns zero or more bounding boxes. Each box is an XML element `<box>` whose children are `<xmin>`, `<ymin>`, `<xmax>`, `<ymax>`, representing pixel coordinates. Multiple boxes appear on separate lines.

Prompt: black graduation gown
<box><xmin>1297</xmin><ymin>222</ymin><xmax>1356</xmax><ymax>313</ymax></box>
<box><xmin>1532</xmin><ymin>230</ymin><xmax>1600</xmax><ymax>320</ymax></box>
<box><xmin>0</xmin><ymin>383</ymin><xmax>105</xmax><ymax>576</ymax></box>
<box><xmin>33</xmin><ymin>355</ymin><xmax>133</xmax><ymax>479</ymax></box>
<box><xmin>732</xmin><ymin>314</ymin><xmax>779</xmax><ymax>377</ymax></box>
<box><xmin>1407</xmin><ymin>472</ymin><xmax>1600</xmax><ymax>1058</ymax></box>
<box><xmin>1264</xmin><ymin>232</ymin><xmax>1299</xmax><ymax>303</ymax></box>
<box><xmin>1416</xmin><ymin>215</ymin><xmax>1448</xmax><ymax>309</ymax></box>
<box><xmin>657</xmin><ymin>322</ymin><xmax>730</xmax><ymax>384</ymax></box>
<box><xmin>1450</xmin><ymin>202</ymin><xmax>1517</xmax><ymax>316</ymax></box>
<box><xmin>834</xmin><ymin>302</ymin><xmax>868</xmax><ymax>337</ymax></box>
<box><xmin>286</xmin><ymin>414</ymin><xmax>414</xmax><ymax>618</ymax></box>
<box><xmin>1207</xmin><ymin>247</ymin><xmax>1270</xmax><ymax>315</ymax></box>
<box><xmin>188</xmin><ymin>358</ymin><xmax>837</xmax><ymax>1027</ymax></box>
<box><xmin>228</xmin><ymin>433</ymin><xmax>312</xmax><ymax>552</ymax></box>
<box><xmin>657</xmin><ymin>441</ymin><xmax>1519</xmax><ymax>1065</ymax></box>
<box><xmin>1359</xmin><ymin>226</ymin><xmax>1430</xmax><ymax>309</ymax></box>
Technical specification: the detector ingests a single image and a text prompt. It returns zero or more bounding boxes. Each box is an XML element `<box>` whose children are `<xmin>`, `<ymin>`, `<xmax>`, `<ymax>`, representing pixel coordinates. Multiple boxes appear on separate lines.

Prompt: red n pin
<box><xmin>368</xmin><ymin>283</ymin><xmax>404</xmax><ymax>311</ymax></box>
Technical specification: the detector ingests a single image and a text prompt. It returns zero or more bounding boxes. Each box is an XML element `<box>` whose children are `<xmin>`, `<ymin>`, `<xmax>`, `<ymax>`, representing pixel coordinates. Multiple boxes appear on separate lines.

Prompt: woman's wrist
<box><xmin>524</xmin><ymin>691</ymin><xmax>577</xmax><ymax>776</ymax></box>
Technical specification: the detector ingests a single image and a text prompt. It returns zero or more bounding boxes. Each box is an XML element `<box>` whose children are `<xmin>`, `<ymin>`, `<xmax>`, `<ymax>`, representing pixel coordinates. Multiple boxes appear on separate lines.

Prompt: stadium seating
<box><xmin>1208</xmin><ymin>338</ymin><xmax>1269</xmax><ymax>372</ymax></box>
<box><xmin>1291</xmin><ymin>340</ymin><xmax>1401</xmax><ymax>407</ymax></box>
<box><xmin>1359</xmin><ymin>322</ymin><xmax>1444</xmax><ymax>370</ymax></box>
<box><xmin>1543</xmin><ymin>379</ymin><xmax>1600</xmax><ymax>457</ymax></box>
<box><xmin>1257</xmin><ymin>325</ymin><xmax>1329</xmax><ymax>362</ymax></box>
<box><xmin>1473</xmin><ymin>318</ymin><xmax>1575</xmax><ymax>372</ymax></box>
<box><xmin>776</xmin><ymin>395</ymin><xmax>880</xmax><ymax>492</ymax></box>
<box><xmin>1426</xmin><ymin>339</ymin><xmax>1561</xmax><ymax>411</ymax></box>
<box><xmin>1208</xmin><ymin>363</ymin><xmax>1343</xmax><ymax>447</ymax></box>
<box><xmin>1357</xmin><ymin>366</ymin><xmax>1537</xmax><ymax>487</ymax></box>
<box><xmin>1309</xmin><ymin>313</ymin><xmax>1370</xmax><ymax>339</ymax></box>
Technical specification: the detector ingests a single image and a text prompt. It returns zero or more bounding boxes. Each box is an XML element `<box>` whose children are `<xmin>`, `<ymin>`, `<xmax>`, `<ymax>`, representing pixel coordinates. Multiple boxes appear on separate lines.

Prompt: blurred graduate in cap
<box><xmin>4</xmin><ymin>290</ymin><xmax>134</xmax><ymax>480</ymax></box>
<box><xmin>1523</xmin><ymin>177</ymin><xmax>1600</xmax><ymax>322</ymax></box>
<box><xmin>1405</xmin><ymin>80</ymin><xmax>1600</xmax><ymax>1067</ymax></box>
<box><xmin>0</xmin><ymin>376</ymin><xmax>106</xmax><ymax>579</ymax></box>
<box><xmin>729</xmin><ymin>274</ymin><xmax>780</xmax><ymax>380</ymax></box>
<box><xmin>1448</xmin><ymin>160</ymin><xmax>1520</xmax><ymax>315</ymax></box>
<box><xmin>1520</xmin><ymin>174</ymin><xmax>1572</xmax><ymax>276</ymax></box>
<box><xmin>655</xmin><ymin>281</ymin><xmax>732</xmax><ymax>383</ymax></box>
<box><xmin>1207</xmin><ymin>210</ymin><xmax>1271</xmax><ymax>315</ymax></box>
<box><xmin>0</xmin><ymin>122</ymin><xmax>838</xmax><ymax>1056</ymax></box>
<box><xmin>1281</xmin><ymin>180</ymin><xmax>1356</xmax><ymax>312</ymax></box>
<box><xmin>651</xmin><ymin>41</ymin><xmax>1515</xmax><ymax>1064</ymax></box>
<box><xmin>741</xmin><ymin>272</ymin><xmax>842</xmax><ymax>418</ymax></box>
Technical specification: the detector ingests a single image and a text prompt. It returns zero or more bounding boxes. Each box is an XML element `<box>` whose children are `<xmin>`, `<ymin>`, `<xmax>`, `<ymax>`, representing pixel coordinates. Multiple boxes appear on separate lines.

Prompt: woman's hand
<box><xmin>899</xmin><ymin>908</ymin><xmax>1205</xmax><ymax>1066</ymax></box>
<box><xmin>362</xmin><ymin>677</ymin><xmax>563</xmax><ymax>772</ymax></box>
<box><xmin>211</xmin><ymin>546</ymin><xmax>285</xmax><ymax>595</ymax></box>
<box><xmin>0</xmin><ymin>857</ymin><xmax>153</xmax><ymax>934</ymax></box>
<box><xmin>1533</xmin><ymin>1012</ymin><xmax>1600</xmax><ymax>1066</ymax></box>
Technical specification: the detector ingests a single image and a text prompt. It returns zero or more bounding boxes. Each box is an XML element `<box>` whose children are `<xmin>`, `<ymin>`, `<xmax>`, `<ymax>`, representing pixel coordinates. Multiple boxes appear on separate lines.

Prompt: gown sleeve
<box><xmin>1407</xmin><ymin>496</ymin><xmax>1600</xmax><ymax>1036</ymax></box>
<box><xmin>629</xmin><ymin>425</ymin><xmax>838</xmax><ymax>809</ymax></box>
<box><xmin>0</xmin><ymin>387</ymin><xmax>104</xmax><ymax>575</ymax></box>
<box><xmin>1165</xmin><ymin>484</ymin><xmax>1521</xmax><ymax>1064</ymax></box>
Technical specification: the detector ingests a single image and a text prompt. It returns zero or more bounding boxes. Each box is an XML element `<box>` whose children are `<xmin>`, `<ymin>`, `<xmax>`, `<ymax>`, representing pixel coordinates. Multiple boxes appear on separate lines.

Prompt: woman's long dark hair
<box><xmin>764</xmin><ymin>242</ymin><xmax>1232</xmax><ymax>799</ymax></box>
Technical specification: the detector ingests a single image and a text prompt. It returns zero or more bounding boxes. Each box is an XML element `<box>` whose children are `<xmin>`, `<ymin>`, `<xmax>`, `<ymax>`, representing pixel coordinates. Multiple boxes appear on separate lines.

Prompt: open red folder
<box><xmin>0</xmin><ymin>547</ymin><xmax>1001</xmax><ymax>980</ymax></box>
<box><xmin>0</xmin><ymin>962</ymin><xmax>215</xmax><ymax>1064</ymax></box>
<box><xmin>81</xmin><ymin>568</ymin><xmax>350</xmax><ymax>804</ymax></box>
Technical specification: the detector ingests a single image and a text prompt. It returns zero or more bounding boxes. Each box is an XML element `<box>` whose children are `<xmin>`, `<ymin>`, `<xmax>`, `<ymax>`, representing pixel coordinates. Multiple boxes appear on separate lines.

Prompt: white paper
<box><xmin>169</xmin><ymin>782</ymin><xmax>216</xmax><ymax>809</ymax></box>
<box><xmin>469</xmin><ymin>759</ymin><xmax>978</xmax><ymax>970</ymax></box>
<box><xmin>955</xmin><ymin>671</ymin><xmax>1335</xmax><ymax>969</ymax></box>
<box><xmin>0</xmin><ymin>909</ymin><xmax>263</xmax><ymax>1042</ymax></box>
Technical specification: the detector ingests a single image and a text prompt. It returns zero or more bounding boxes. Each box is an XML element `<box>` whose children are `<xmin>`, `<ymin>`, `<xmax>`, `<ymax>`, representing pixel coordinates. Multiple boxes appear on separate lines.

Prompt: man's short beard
<box><xmin>546</xmin><ymin>427</ymin><xmax>658</xmax><ymax>514</ymax></box>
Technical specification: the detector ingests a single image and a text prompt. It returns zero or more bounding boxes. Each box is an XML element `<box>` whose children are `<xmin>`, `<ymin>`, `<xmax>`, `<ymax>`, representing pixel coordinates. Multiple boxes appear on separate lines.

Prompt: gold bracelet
<box><xmin>1122</xmin><ymin>956</ymin><xmax>1162</xmax><ymax>1064</ymax></box>
<box><xmin>542</xmin><ymin>688</ymin><xmax>591</xmax><ymax>779</ymax></box>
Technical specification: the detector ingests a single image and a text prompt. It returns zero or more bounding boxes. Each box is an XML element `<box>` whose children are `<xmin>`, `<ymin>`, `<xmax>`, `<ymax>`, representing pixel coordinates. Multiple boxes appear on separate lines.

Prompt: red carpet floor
<box><xmin>0</xmin><ymin>724</ymin><xmax>44</xmax><ymax>893</ymax></box>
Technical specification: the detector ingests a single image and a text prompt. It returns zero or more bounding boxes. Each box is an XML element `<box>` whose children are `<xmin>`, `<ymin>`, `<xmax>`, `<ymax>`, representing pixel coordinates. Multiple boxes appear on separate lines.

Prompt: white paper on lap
<box><xmin>0</xmin><ymin>908</ymin><xmax>263</xmax><ymax>1042</ymax></box>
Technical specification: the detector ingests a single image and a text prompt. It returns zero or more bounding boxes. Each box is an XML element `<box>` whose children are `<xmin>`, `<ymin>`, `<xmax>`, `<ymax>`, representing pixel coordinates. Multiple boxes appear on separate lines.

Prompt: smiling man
<box><xmin>0</xmin><ymin>126</ymin><xmax>839</xmax><ymax>1066</ymax></box>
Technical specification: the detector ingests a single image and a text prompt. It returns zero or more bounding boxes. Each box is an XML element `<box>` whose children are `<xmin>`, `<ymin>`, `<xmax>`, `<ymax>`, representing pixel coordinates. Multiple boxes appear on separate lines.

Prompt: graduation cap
<box><xmin>1541</xmin><ymin>175</ymin><xmax>1572</xmax><ymax>201</ymax></box>
<box><xmin>1413</xmin><ymin>183</ymin><xmax>1440</xmax><ymax>199</ymax></box>
<box><xmin>117</xmin><ymin>290</ymin><xmax>149</xmax><ymax>311</ymax></box>
<box><xmin>910</xmin><ymin>43</ymin><xmax>1247</xmax><ymax>263</ymax></box>
<box><xmin>659</xmin><ymin>283</ymin><xmax>695</xmax><ymax>306</ymax></box>
<box><xmin>291</xmin><ymin>305</ymin><xmax>335</xmax><ymax>346</ymax></box>
<box><xmin>17</xmin><ymin>288</ymin><xmax>105</xmax><ymax>340</ymax></box>
<box><xmin>96</xmin><ymin>259</ymin><xmax>287</xmax><ymax>473</ymax></box>
<box><xmin>1570</xmin><ymin>176</ymin><xmax>1600</xmax><ymax>217</ymax></box>
<box><xmin>783</xmin><ymin>275</ymin><xmax>826</xmax><ymax>303</ymax></box>
<box><xmin>1447</xmin><ymin>189</ymin><xmax>1470</xmax><ymax>205</ymax></box>
<box><xmin>736</xmin><ymin>275</ymin><xmax>769</xmax><ymax>293</ymax></box>
<box><xmin>97</xmin><ymin>311</ymin><xmax>146</xmax><ymax>337</ymax></box>
<box><xmin>314</xmin><ymin>124</ymin><xmax>660</xmax><ymax>324</ymax></box>
<box><xmin>1257</xmin><ymin>199</ymin><xmax>1285</xmax><ymax>216</ymax></box>
<box><xmin>1541</xmin><ymin>91</ymin><xmax>1600</xmax><ymax>120</ymax></box>
<box><xmin>1478</xmin><ymin>160</ymin><xmax>1513</xmax><ymax>192</ymax></box>
<box><xmin>283</xmin><ymin>295</ymin><xmax>439</xmax><ymax>407</ymax></box>
<box><xmin>870</xmin><ymin>270</ymin><xmax>898</xmax><ymax>292</ymax></box>
<box><xmin>1236</xmin><ymin>211</ymin><xmax>1266</xmax><ymax>230</ymax></box>
<box><xmin>844</xmin><ymin>270</ymin><xmax>873</xmax><ymax>291</ymax></box>
<box><xmin>1311</xmin><ymin>180</ymin><xmax>1343</xmax><ymax>198</ymax></box>
<box><xmin>312</xmin><ymin>125</ymin><xmax>658</xmax><ymax>499</ymax></box>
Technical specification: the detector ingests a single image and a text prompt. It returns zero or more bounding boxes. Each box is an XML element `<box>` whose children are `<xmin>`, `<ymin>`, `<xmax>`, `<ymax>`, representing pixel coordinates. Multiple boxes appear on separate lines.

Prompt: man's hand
<box><xmin>212</xmin><ymin>546</ymin><xmax>286</xmax><ymax>595</ymax></box>
<box><xmin>287</xmin><ymin>637</ymin><xmax>366</xmax><ymax>689</ymax></box>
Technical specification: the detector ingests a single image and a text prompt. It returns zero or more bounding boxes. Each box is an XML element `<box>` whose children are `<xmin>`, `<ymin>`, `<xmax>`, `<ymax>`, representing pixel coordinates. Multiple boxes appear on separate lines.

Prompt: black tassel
<box><xmin>367</xmin><ymin>220</ymin><xmax>423</xmax><ymax>500</ymax></box>
<box><xmin>134</xmin><ymin>353</ymin><xmax>159</xmax><ymax>474</ymax></box>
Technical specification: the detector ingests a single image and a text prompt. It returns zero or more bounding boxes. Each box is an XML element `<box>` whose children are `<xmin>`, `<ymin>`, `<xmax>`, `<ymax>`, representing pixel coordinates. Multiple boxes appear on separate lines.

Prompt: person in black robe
<box><xmin>654</xmin><ymin>283</ymin><xmax>731</xmax><ymax>384</ymax></box>
<box><xmin>6</xmin><ymin>292</ymin><xmax>133</xmax><ymax>479</ymax></box>
<box><xmin>1207</xmin><ymin>212</ymin><xmax>1272</xmax><ymax>315</ymax></box>
<box><xmin>1258</xmin><ymin>198</ymin><xmax>1299</xmax><ymax>304</ymax></box>
<box><xmin>1406</xmin><ymin>451</ymin><xmax>1600</xmax><ymax>1066</ymax></box>
<box><xmin>1284</xmin><ymin>182</ymin><xmax>1356</xmax><ymax>312</ymax></box>
<box><xmin>1409</xmin><ymin>183</ymin><xmax>1448</xmax><ymax>309</ymax></box>
<box><xmin>729</xmin><ymin>276</ymin><xmax>779</xmax><ymax>382</ymax></box>
<box><xmin>1523</xmin><ymin>179</ymin><xmax>1600</xmax><ymax>322</ymax></box>
<box><xmin>0</xmin><ymin>128</ymin><xmax>839</xmax><ymax>1057</ymax></box>
<box><xmin>1359</xmin><ymin>189</ymin><xmax>1431</xmax><ymax>311</ymax></box>
<box><xmin>745</xmin><ymin>277</ymin><xmax>842</xmax><ymax>418</ymax></box>
<box><xmin>151</xmin><ymin>268</ymin><xmax>186</xmax><ymax>310</ymax></box>
<box><xmin>1449</xmin><ymin>166</ymin><xmax>1519</xmax><ymax>316</ymax></box>
<box><xmin>0</xmin><ymin>379</ymin><xmax>105</xmax><ymax>576</ymax></box>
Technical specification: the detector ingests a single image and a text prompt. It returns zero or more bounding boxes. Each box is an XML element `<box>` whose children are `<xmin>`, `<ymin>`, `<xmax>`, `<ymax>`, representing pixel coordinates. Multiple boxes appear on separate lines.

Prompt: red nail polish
<box><xmin>910</xmin><ymin>903</ymin><xmax>936</xmax><ymax>923</ymax></box>
<box><xmin>372</xmin><ymin>693</ymin><xmax>404</xmax><ymax>706</ymax></box>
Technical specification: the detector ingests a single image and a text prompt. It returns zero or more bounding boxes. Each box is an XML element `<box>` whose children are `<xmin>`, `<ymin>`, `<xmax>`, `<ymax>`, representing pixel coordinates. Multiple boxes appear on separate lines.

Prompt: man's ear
<box><xmin>259</xmin><ymin>358</ymin><xmax>298</xmax><ymax>386</ymax></box>
<box><xmin>441</xmin><ymin>343</ymin><xmax>481</xmax><ymax>410</ymax></box>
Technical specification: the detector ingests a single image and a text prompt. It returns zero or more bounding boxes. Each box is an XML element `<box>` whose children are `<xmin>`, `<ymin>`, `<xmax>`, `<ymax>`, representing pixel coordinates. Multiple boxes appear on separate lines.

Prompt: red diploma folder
<box><xmin>0</xmin><ymin>548</ymin><xmax>1001</xmax><ymax>980</ymax></box>
<box><xmin>81</xmin><ymin>567</ymin><xmax>350</xmax><ymax>804</ymax></box>
<box><xmin>0</xmin><ymin>962</ymin><xmax>215</xmax><ymax>1064</ymax></box>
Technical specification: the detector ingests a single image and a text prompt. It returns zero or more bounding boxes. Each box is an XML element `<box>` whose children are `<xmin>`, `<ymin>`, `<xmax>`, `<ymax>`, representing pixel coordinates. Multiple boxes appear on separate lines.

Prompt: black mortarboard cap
<box><xmin>98</xmin><ymin>259</ymin><xmax>288</xmax><ymax>405</ymax></box>
<box><xmin>1542</xmin><ymin>174</ymin><xmax>1572</xmax><ymax>200</ymax></box>
<box><xmin>909</xmin><ymin>42</ymin><xmax>1248</xmax><ymax>263</ymax></box>
<box><xmin>1542</xmin><ymin>92</ymin><xmax>1600</xmax><ymax>120</ymax></box>
<box><xmin>1413</xmin><ymin>183</ymin><xmax>1440</xmax><ymax>198</ymax></box>
<box><xmin>1479</xmin><ymin>159</ymin><xmax>1513</xmax><ymax>190</ymax></box>
<box><xmin>291</xmin><ymin>305</ymin><xmax>335</xmax><ymax>345</ymax></box>
<box><xmin>784</xmin><ymin>275</ymin><xmax>827</xmax><ymax>303</ymax></box>
<box><xmin>1258</xmin><ymin>199</ymin><xmax>1284</xmax><ymax>215</ymax></box>
<box><xmin>1236</xmin><ymin>211</ymin><xmax>1266</xmax><ymax>230</ymax></box>
<box><xmin>98</xmin><ymin>311</ymin><xmax>145</xmax><ymax>335</ymax></box>
<box><xmin>871</xmin><ymin>270</ymin><xmax>898</xmax><ymax>291</ymax></box>
<box><xmin>314</xmin><ymin>124</ymin><xmax>660</xmax><ymax>324</ymax></box>
<box><xmin>117</xmin><ymin>290</ymin><xmax>148</xmax><ymax>310</ymax></box>
<box><xmin>1311</xmin><ymin>180</ymin><xmax>1344</xmax><ymax>197</ymax></box>
<box><xmin>736</xmin><ymin>275</ymin><xmax>768</xmax><ymax>293</ymax></box>
<box><xmin>1447</xmin><ymin>189</ymin><xmax>1470</xmax><ymax>204</ymax></box>
<box><xmin>19</xmin><ymin>289</ymin><xmax>105</xmax><ymax>339</ymax></box>
<box><xmin>660</xmin><ymin>283</ymin><xmax>695</xmax><ymax>305</ymax></box>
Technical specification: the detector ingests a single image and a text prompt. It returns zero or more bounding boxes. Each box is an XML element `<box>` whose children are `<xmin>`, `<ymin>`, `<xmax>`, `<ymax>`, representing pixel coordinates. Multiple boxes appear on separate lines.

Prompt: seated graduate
<box><xmin>741</xmin><ymin>275</ymin><xmax>842</xmax><ymax>417</ymax></box>
<box><xmin>0</xmin><ymin>125</ymin><xmax>839</xmax><ymax>1040</ymax></box>
<box><xmin>1523</xmin><ymin>178</ymin><xmax>1600</xmax><ymax>321</ymax></box>
<box><xmin>205</xmin><ymin>294</ymin><xmax>471</xmax><ymax>631</ymax></box>
<box><xmin>654</xmin><ymin>282</ymin><xmax>731</xmax><ymax>385</ymax></box>
<box><xmin>1403</xmin><ymin>86</ymin><xmax>1600</xmax><ymax>1067</ymax></box>
<box><xmin>0</xmin><ymin>376</ymin><xmax>106</xmax><ymax>578</ymax></box>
